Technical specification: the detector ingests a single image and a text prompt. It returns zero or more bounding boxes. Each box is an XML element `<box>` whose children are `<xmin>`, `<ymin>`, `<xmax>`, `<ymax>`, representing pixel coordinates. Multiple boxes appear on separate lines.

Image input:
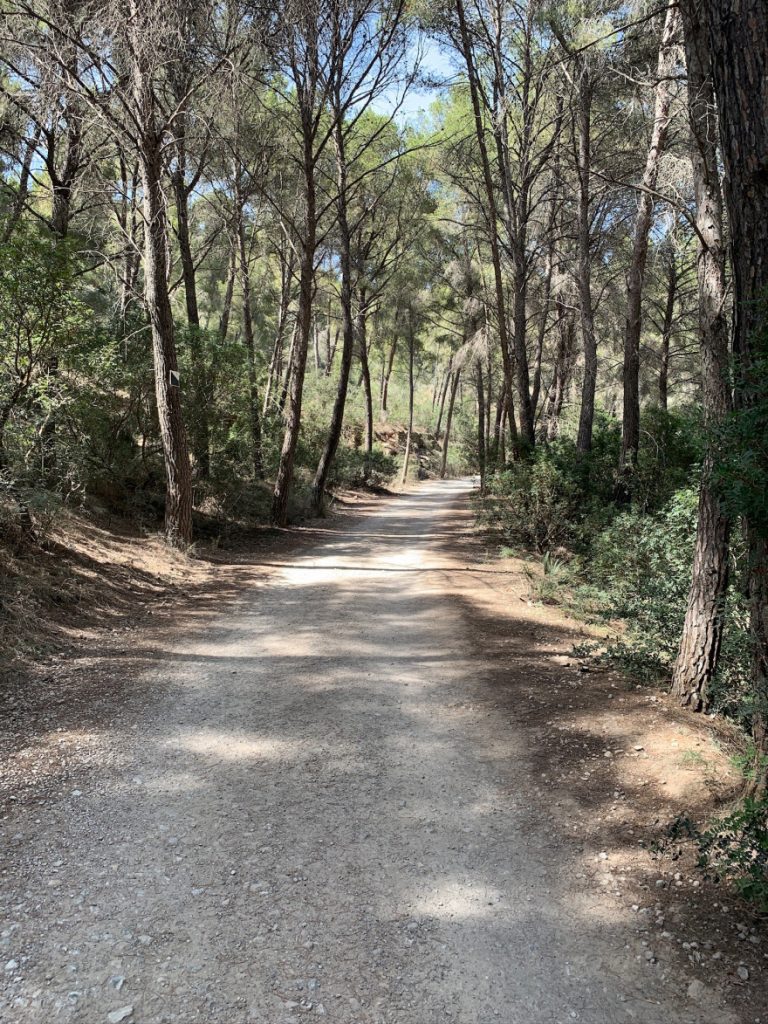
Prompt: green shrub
<box><xmin>329</xmin><ymin>446</ymin><xmax>396</xmax><ymax>489</ymax></box>
<box><xmin>698</xmin><ymin>795</ymin><xmax>768</xmax><ymax>912</ymax></box>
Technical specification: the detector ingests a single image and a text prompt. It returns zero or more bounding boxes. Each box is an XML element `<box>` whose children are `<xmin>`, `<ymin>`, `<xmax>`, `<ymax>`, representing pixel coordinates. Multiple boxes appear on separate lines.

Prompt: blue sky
<box><xmin>373</xmin><ymin>36</ymin><xmax>457</xmax><ymax>124</ymax></box>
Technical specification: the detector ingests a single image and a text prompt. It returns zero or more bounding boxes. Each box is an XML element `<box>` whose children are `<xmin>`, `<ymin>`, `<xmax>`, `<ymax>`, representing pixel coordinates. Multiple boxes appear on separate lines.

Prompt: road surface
<box><xmin>0</xmin><ymin>480</ymin><xmax>737</xmax><ymax>1023</ymax></box>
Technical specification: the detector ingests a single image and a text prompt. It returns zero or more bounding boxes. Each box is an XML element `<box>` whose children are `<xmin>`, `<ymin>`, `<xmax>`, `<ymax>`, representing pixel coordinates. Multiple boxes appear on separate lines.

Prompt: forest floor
<box><xmin>0</xmin><ymin>479</ymin><xmax>765</xmax><ymax>1024</ymax></box>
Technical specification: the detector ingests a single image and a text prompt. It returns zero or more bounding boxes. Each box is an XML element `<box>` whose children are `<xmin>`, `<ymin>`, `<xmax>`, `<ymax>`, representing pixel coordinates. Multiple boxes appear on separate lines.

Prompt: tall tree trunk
<box><xmin>658</xmin><ymin>252</ymin><xmax>678</xmax><ymax>409</ymax></box>
<box><xmin>455</xmin><ymin>0</ymin><xmax>530</xmax><ymax>446</ymax></box>
<box><xmin>264</xmin><ymin>248</ymin><xmax>295</xmax><ymax>413</ymax></box>
<box><xmin>530</xmin><ymin>250</ymin><xmax>553</xmax><ymax>418</ymax></box>
<box><xmin>381</xmin><ymin>334</ymin><xmax>398</xmax><ymax>414</ymax></box>
<box><xmin>279</xmin><ymin>320</ymin><xmax>298</xmax><ymax>414</ymax></box>
<box><xmin>475</xmin><ymin>362</ymin><xmax>486</xmax><ymax>492</ymax></box>
<box><xmin>272</xmin><ymin>124</ymin><xmax>316</xmax><ymax>525</ymax></box>
<box><xmin>357</xmin><ymin>289</ymin><xmax>374</xmax><ymax>459</ymax></box>
<box><xmin>312</xmin><ymin>124</ymin><xmax>355</xmax><ymax>514</ymax></box>
<box><xmin>1</xmin><ymin>124</ymin><xmax>41</xmax><ymax>244</ymax></box>
<box><xmin>547</xmin><ymin>303</ymin><xmax>576</xmax><ymax>441</ymax></box>
<box><xmin>620</xmin><ymin>5</ymin><xmax>681</xmax><ymax>475</ymax></box>
<box><xmin>218</xmin><ymin>242</ymin><xmax>237</xmax><ymax>346</ymax></box>
<box><xmin>493</xmin><ymin>391</ymin><xmax>505</xmax><ymax>462</ymax></box>
<box><xmin>400</xmin><ymin>311</ymin><xmax>415</xmax><ymax>486</ymax></box>
<box><xmin>139</xmin><ymin>144</ymin><xmax>192</xmax><ymax>546</ymax></box>
<box><xmin>174</xmin><ymin>129</ymin><xmax>210</xmax><ymax>480</ymax></box>
<box><xmin>699</xmin><ymin>0</ymin><xmax>768</xmax><ymax>787</ymax></box>
<box><xmin>435</xmin><ymin>368</ymin><xmax>451</xmax><ymax>437</ymax></box>
<box><xmin>575</xmin><ymin>71</ymin><xmax>599</xmax><ymax>453</ymax></box>
<box><xmin>127</xmin><ymin>0</ymin><xmax>192</xmax><ymax>546</ymax></box>
<box><xmin>440</xmin><ymin>369</ymin><xmax>461</xmax><ymax>479</ymax></box>
<box><xmin>237</xmin><ymin>194</ymin><xmax>263</xmax><ymax>481</ymax></box>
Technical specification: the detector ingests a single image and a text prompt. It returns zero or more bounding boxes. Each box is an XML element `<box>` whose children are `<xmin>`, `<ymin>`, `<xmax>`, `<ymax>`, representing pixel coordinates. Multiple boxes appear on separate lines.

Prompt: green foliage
<box><xmin>328</xmin><ymin>446</ymin><xmax>396</xmax><ymax>490</ymax></box>
<box><xmin>479</xmin><ymin>408</ymin><xmax>750</xmax><ymax>709</ymax></box>
<box><xmin>698</xmin><ymin>796</ymin><xmax>768</xmax><ymax>912</ymax></box>
<box><xmin>0</xmin><ymin>225</ymin><xmax>93</xmax><ymax>529</ymax></box>
<box><xmin>588</xmin><ymin>489</ymin><xmax>698</xmax><ymax>679</ymax></box>
<box><xmin>478</xmin><ymin>416</ymin><xmax>618</xmax><ymax>554</ymax></box>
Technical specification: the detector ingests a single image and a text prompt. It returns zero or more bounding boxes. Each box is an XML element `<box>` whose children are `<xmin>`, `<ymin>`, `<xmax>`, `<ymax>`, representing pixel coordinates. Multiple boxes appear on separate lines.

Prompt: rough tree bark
<box><xmin>703</xmin><ymin>0</ymin><xmax>768</xmax><ymax>789</ymax></box>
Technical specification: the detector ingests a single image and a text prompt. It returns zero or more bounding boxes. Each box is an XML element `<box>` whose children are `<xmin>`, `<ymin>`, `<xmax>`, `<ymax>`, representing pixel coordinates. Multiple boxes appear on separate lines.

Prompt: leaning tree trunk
<box><xmin>435</xmin><ymin>368</ymin><xmax>451</xmax><ymax>437</ymax></box>
<box><xmin>440</xmin><ymin>368</ymin><xmax>461</xmax><ymax>479</ymax></box>
<box><xmin>703</xmin><ymin>0</ymin><xmax>768</xmax><ymax>792</ymax></box>
<box><xmin>620</xmin><ymin>5</ymin><xmax>681</xmax><ymax>476</ymax></box>
<box><xmin>312</xmin><ymin>123</ymin><xmax>355</xmax><ymax>515</ymax></box>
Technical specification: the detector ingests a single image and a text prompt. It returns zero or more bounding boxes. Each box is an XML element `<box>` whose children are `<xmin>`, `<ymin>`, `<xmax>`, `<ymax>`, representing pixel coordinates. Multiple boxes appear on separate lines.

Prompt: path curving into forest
<box><xmin>0</xmin><ymin>481</ymin><xmax>740</xmax><ymax>1024</ymax></box>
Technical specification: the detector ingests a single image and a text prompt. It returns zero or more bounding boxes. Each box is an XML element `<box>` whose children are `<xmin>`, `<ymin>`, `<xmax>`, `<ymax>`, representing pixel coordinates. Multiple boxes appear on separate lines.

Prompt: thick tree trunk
<box><xmin>703</xmin><ymin>0</ymin><xmax>768</xmax><ymax>789</ymax></box>
<box><xmin>620</xmin><ymin>5</ymin><xmax>681</xmax><ymax>474</ymax></box>
<box><xmin>671</xmin><ymin>0</ymin><xmax>732</xmax><ymax>711</ymax></box>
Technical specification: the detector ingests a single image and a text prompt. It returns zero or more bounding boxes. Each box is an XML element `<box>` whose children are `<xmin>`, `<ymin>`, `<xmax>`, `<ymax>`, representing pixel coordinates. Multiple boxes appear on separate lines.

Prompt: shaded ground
<box><xmin>0</xmin><ymin>480</ymin><xmax>764</xmax><ymax>1023</ymax></box>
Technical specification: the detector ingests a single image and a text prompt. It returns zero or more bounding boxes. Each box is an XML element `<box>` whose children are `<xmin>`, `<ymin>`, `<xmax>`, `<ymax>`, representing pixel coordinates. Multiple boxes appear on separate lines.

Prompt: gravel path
<box><xmin>0</xmin><ymin>480</ymin><xmax>740</xmax><ymax>1024</ymax></box>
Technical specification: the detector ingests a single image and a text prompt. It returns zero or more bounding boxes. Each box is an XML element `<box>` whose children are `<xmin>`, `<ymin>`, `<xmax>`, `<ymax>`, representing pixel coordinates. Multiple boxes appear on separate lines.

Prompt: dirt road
<box><xmin>0</xmin><ymin>481</ymin><xmax>743</xmax><ymax>1023</ymax></box>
